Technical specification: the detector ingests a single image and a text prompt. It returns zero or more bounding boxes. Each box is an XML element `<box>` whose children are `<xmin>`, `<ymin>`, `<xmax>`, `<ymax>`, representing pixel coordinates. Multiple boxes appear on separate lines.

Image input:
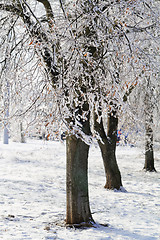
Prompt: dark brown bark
<box><xmin>66</xmin><ymin>116</ymin><xmax>94</xmax><ymax>225</ymax></box>
<box><xmin>94</xmin><ymin>112</ymin><xmax>122</xmax><ymax>190</ymax></box>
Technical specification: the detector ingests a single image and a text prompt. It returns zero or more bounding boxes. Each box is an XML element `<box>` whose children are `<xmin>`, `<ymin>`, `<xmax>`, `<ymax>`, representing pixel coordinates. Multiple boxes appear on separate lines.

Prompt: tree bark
<box><xmin>144</xmin><ymin>122</ymin><xmax>155</xmax><ymax>171</ymax></box>
<box><xmin>66</xmin><ymin>117</ymin><xmax>94</xmax><ymax>225</ymax></box>
<box><xmin>144</xmin><ymin>95</ymin><xmax>156</xmax><ymax>171</ymax></box>
<box><xmin>20</xmin><ymin>122</ymin><xmax>25</xmax><ymax>143</ymax></box>
<box><xmin>94</xmin><ymin>112</ymin><xmax>122</xmax><ymax>190</ymax></box>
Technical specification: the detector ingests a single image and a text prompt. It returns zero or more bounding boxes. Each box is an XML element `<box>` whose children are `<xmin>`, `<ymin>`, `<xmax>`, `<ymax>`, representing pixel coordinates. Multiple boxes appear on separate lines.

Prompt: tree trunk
<box><xmin>66</xmin><ymin>117</ymin><xmax>94</xmax><ymax>225</ymax></box>
<box><xmin>3</xmin><ymin>126</ymin><xmax>9</xmax><ymax>144</ymax></box>
<box><xmin>144</xmin><ymin>123</ymin><xmax>155</xmax><ymax>171</ymax></box>
<box><xmin>143</xmin><ymin>82</ymin><xmax>156</xmax><ymax>172</ymax></box>
<box><xmin>20</xmin><ymin>122</ymin><xmax>25</xmax><ymax>143</ymax></box>
<box><xmin>94</xmin><ymin>112</ymin><xmax>122</xmax><ymax>190</ymax></box>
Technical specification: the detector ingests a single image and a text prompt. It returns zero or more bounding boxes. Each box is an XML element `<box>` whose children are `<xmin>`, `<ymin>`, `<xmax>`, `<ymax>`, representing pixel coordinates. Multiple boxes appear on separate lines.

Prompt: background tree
<box><xmin>122</xmin><ymin>73</ymin><xmax>159</xmax><ymax>172</ymax></box>
<box><xmin>144</xmin><ymin>77</ymin><xmax>156</xmax><ymax>171</ymax></box>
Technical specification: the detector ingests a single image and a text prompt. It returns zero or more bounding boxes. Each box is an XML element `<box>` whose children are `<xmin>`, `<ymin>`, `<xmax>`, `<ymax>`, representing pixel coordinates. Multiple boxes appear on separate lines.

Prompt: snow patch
<box><xmin>0</xmin><ymin>139</ymin><xmax>159</xmax><ymax>239</ymax></box>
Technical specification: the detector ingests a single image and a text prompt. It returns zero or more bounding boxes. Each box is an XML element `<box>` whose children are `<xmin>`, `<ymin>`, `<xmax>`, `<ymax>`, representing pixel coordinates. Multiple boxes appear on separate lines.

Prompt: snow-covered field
<box><xmin>0</xmin><ymin>139</ymin><xmax>160</xmax><ymax>240</ymax></box>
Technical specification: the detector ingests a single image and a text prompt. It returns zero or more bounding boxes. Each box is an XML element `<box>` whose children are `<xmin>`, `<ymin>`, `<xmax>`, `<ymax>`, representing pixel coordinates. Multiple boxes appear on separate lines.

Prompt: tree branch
<box><xmin>0</xmin><ymin>3</ymin><xmax>22</xmax><ymax>17</ymax></box>
<box><xmin>37</xmin><ymin>0</ymin><xmax>54</xmax><ymax>29</ymax></box>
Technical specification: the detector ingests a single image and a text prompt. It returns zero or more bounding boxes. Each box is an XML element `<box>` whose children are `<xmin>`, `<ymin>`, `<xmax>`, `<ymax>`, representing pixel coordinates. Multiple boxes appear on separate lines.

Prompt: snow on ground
<box><xmin>0</xmin><ymin>139</ymin><xmax>160</xmax><ymax>240</ymax></box>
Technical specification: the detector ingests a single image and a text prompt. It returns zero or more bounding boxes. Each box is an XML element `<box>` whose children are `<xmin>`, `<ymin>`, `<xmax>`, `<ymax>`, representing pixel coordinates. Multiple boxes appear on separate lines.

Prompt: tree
<box><xmin>119</xmin><ymin>70</ymin><xmax>159</xmax><ymax>172</ymax></box>
<box><xmin>0</xmin><ymin>0</ymin><xmax>160</xmax><ymax>226</ymax></box>
<box><xmin>143</xmin><ymin>77</ymin><xmax>156</xmax><ymax>171</ymax></box>
<box><xmin>94</xmin><ymin>108</ymin><xmax>122</xmax><ymax>189</ymax></box>
<box><xmin>0</xmin><ymin>0</ymin><xmax>95</xmax><ymax>226</ymax></box>
<box><xmin>66</xmin><ymin>110</ymin><xmax>94</xmax><ymax>224</ymax></box>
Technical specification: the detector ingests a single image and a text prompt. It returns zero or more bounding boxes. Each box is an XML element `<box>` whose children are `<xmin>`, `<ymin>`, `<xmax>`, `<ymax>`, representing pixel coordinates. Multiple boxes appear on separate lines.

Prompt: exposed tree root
<box><xmin>66</xmin><ymin>221</ymin><xmax>96</xmax><ymax>229</ymax></box>
<box><xmin>143</xmin><ymin>167</ymin><xmax>157</xmax><ymax>172</ymax></box>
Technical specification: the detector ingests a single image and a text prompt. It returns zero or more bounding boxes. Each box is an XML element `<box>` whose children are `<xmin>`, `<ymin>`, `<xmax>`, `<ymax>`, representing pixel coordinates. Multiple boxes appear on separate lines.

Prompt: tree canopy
<box><xmin>0</xmin><ymin>0</ymin><xmax>159</xmax><ymax>141</ymax></box>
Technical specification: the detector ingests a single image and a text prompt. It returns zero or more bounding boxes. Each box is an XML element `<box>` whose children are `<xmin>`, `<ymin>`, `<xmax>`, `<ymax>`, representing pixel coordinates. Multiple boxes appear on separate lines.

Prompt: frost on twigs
<box><xmin>0</xmin><ymin>1</ymin><xmax>159</xmax><ymax>147</ymax></box>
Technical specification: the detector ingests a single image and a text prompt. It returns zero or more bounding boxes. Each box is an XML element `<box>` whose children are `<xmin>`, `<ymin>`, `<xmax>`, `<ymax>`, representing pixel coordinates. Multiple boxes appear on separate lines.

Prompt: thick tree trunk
<box><xmin>66</xmin><ymin>117</ymin><xmax>94</xmax><ymax>225</ymax></box>
<box><xmin>94</xmin><ymin>112</ymin><xmax>122</xmax><ymax>190</ymax></box>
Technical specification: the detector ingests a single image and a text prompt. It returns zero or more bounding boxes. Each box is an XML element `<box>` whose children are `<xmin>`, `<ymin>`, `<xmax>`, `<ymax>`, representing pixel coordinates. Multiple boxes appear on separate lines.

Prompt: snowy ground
<box><xmin>0</xmin><ymin>139</ymin><xmax>160</xmax><ymax>240</ymax></box>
